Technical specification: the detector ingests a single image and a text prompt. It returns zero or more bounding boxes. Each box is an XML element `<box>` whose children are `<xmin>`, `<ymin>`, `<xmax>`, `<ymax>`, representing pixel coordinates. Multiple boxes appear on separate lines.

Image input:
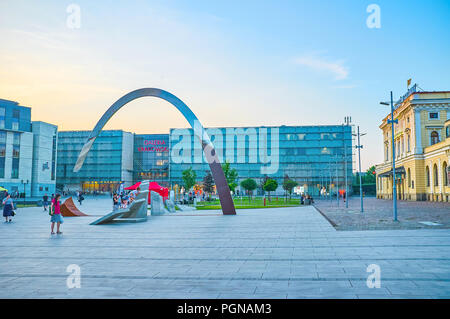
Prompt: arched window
<box><xmin>426</xmin><ymin>166</ymin><xmax>430</xmax><ymax>187</ymax></box>
<box><xmin>433</xmin><ymin>164</ymin><xmax>438</xmax><ymax>186</ymax></box>
<box><xmin>431</xmin><ymin>131</ymin><xmax>439</xmax><ymax>145</ymax></box>
<box><xmin>407</xmin><ymin>168</ymin><xmax>411</xmax><ymax>188</ymax></box>
<box><xmin>444</xmin><ymin>162</ymin><xmax>448</xmax><ymax>186</ymax></box>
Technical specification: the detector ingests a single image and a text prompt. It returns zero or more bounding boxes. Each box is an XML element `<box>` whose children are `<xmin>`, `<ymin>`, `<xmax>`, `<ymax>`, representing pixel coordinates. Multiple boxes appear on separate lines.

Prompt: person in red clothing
<box><xmin>50</xmin><ymin>193</ymin><xmax>64</xmax><ymax>235</ymax></box>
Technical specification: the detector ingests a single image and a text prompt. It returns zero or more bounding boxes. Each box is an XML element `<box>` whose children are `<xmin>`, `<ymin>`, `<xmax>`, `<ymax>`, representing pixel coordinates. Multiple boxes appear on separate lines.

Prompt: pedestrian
<box><xmin>78</xmin><ymin>192</ymin><xmax>84</xmax><ymax>205</ymax></box>
<box><xmin>2</xmin><ymin>193</ymin><xmax>15</xmax><ymax>223</ymax></box>
<box><xmin>43</xmin><ymin>193</ymin><xmax>49</xmax><ymax>211</ymax></box>
<box><xmin>50</xmin><ymin>193</ymin><xmax>63</xmax><ymax>235</ymax></box>
<box><xmin>113</xmin><ymin>193</ymin><xmax>119</xmax><ymax>211</ymax></box>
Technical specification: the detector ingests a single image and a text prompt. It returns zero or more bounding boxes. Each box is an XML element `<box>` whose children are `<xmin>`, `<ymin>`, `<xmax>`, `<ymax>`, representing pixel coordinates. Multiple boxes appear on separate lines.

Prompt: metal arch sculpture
<box><xmin>73</xmin><ymin>88</ymin><xmax>236</xmax><ymax>215</ymax></box>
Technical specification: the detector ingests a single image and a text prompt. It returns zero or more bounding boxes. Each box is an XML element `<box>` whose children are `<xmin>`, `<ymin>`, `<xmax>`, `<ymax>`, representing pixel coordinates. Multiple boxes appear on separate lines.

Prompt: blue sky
<box><xmin>1</xmin><ymin>0</ymin><xmax>449</xmax><ymax>170</ymax></box>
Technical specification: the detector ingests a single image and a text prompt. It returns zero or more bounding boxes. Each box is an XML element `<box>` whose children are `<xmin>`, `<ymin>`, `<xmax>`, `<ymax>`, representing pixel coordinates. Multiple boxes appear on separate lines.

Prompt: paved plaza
<box><xmin>1</xmin><ymin>197</ymin><xmax>450</xmax><ymax>299</ymax></box>
<box><xmin>314</xmin><ymin>197</ymin><xmax>450</xmax><ymax>231</ymax></box>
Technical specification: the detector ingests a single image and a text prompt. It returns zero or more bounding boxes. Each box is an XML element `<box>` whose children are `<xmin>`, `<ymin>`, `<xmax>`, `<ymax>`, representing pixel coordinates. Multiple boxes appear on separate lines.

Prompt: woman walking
<box><xmin>50</xmin><ymin>193</ymin><xmax>63</xmax><ymax>235</ymax></box>
<box><xmin>2</xmin><ymin>193</ymin><xmax>14</xmax><ymax>223</ymax></box>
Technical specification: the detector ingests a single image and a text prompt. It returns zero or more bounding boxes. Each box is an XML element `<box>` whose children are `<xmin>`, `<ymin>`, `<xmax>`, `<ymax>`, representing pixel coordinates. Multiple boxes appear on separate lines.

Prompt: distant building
<box><xmin>58</xmin><ymin>125</ymin><xmax>354</xmax><ymax>196</ymax></box>
<box><xmin>375</xmin><ymin>85</ymin><xmax>450</xmax><ymax>201</ymax></box>
<box><xmin>56</xmin><ymin>130</ymin><xmax>134</xmax><ymax>193</ymax></box>
<box><xmin>169</xmin><ymin>125</ymin><xmax>353</xmax><ymax>196</ymax></box>
<box><xmin>0</xmin><ymin>99</ymin><xmax>57</xmax><ymax>198</ymax></box>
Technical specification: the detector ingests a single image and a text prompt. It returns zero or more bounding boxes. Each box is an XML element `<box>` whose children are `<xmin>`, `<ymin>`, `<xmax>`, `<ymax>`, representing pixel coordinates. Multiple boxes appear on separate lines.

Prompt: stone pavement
<box><xmin>314</xmin><ymin>197</ymin><xmax>450</xmax><ymax>231</ymax></box>
<box><xmin>0</xmin><ymin>197</ymin><xmax>449</xmax><ymax>299</ymax></box>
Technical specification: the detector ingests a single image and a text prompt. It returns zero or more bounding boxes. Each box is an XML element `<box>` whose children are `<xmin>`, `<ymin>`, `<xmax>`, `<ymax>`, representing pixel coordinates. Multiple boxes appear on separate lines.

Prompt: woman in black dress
<box><xmin>2</xmin><ymin>193</ymin><xmax>14</xmax><ymax>223</ymax></box>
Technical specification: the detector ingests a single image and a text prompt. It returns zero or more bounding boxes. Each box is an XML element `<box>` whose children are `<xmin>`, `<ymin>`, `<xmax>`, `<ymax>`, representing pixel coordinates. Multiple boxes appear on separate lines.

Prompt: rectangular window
<box><xmin>0</xmin><ymin>107</ymin><xmax>5</xmax><ymax>129</ymax></box>
<box><xmin>0</xmin><ymin>157</ymin><xmax>4</xmax><ymax>178</ymax></box>
<box><xmin>12</xmin><ymin>145</ymin><xmax>20</xmax><ymax>158</ymax></box>
<box><xmin>13</xmin><ymin>132</ymin><xmax>20</xmax><ymax>145</ymax></box>
<box><xmin>11</xmin><ymin>120</ymin><xmax>19</xmax><ymax>130</ymax></box>
<box><xmin>51</xmin><ymin>135</ymin><xmax>56</xmax><ymax>180</ymax></box>
<box><xmin>429</xmin><ymin>112</ymin><xmax>439</xmax><ymax>119</ymax></box>
<box><xmin>11</xmin><ymin>158</ymin><xmax>19</xmax><ymax>179</ymax></box>
<box><xmin>12</xmin><ymin>109</ymin><xmax>20</xmax><ymax>118</ymax></box>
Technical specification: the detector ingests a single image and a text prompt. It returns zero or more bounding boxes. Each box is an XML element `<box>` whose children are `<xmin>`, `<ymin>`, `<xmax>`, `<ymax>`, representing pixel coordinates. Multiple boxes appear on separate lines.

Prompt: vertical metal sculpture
<box><xmin>73</xmin><ymin>88</ymin><xmax>236</xmax><ymax>215</ymax></box>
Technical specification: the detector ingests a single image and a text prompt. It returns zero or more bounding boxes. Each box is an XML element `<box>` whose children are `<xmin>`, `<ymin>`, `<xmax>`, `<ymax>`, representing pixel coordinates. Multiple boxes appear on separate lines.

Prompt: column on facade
<box><xmin>414</xmin><ymin>109</ymin><xmax>423</xmax><ymax>154</ymax></box>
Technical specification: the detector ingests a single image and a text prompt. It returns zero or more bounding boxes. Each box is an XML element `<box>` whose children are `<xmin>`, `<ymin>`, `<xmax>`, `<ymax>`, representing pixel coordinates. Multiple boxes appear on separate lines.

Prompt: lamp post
<box><xmin>380</xmin><ymin>91</ymin><xmax>398</xmax><ymax>221</ymax></box>
<box><xmin>343</xmin><ymin>117</ymin><xmax>352</xmax><ymax>208</ymax></box>
<box><xmin>21</xmin><ymin>179</ymin><xmax>29</xmax><ymax>205</ymax></box>
<box><xmin>353</xmin><ymin>126</ymin><xmax>366</xmax><ymax>213</ymax></box>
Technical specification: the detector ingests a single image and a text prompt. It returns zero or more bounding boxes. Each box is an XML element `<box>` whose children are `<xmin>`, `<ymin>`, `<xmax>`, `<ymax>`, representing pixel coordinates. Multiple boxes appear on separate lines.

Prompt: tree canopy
<box><xmin>182</xmin><ymin>167</ymin><xmax>197</xmax><ymax>191</ymax></box>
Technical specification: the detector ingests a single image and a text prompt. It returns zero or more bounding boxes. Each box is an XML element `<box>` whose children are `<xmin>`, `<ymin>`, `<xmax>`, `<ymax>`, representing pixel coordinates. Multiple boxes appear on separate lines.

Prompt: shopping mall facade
<box><xmin>56</xmin><ymin>125</ymin><xmax>353</xmax><ymax>196</ymax></box>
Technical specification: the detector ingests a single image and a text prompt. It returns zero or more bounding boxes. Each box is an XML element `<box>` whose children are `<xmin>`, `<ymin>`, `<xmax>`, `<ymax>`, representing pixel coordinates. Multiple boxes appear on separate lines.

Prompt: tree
<box><xmin>202</xmin><ymin>171</ymin><xmax>214</xmax><ymax>197</ymax></box>
<box><xmin>182</xmin><ymin>167</ymin><xmax>197</xmax><ymax>192</ymax></box>
<box><xmin>282</xmin><ymin>179</ymin><xmax>298</xmax><ymax>201</ymax></box>
<box><xmin>263</xmin><ymin>178</ymin><xmax>278</xmax><ymax>202</ymax></box>
<box><xmin>364</xmin><ymin>165</ymin><xmax>377</xmax><ymax>184</ymax></box>
<box><xmin>259</xmin><ymin>175</ymin><xmax>269</xmax><ymax>195</ymax></box>
<box><xmin>240</xmin><ymin>178</ymin><xmax>257</xmax><ymax>201</ymax></box>
<box><xmin>221</xmin><ymin>161</ymin><xmax>238</xmax><ymax>193</ymax></box>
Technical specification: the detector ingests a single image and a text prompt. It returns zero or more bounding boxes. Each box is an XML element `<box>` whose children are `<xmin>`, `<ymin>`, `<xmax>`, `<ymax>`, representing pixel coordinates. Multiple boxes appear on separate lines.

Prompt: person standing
<box><xmin>50</xmin><ymin>194</ymin><xmax>63</xmax><ymax>235</ymax></box>
<box><xmin>43</xmin><ymin>193</ymin><xmax>49</xmax><ymax>211</ymax></box>
<box><xmin>2</xmin><ymin>193</ymin><xmax>14</xmax><ymax>223</ymax></box>
<box><xmin>112</xmin><ymin>193</ymin><xmax>119</xmax><ymax>211</ymax></box>
<box><xmin>78</xmin><ymin>191</ymin><xmax>84</xmax><ymax>205</ymax></box>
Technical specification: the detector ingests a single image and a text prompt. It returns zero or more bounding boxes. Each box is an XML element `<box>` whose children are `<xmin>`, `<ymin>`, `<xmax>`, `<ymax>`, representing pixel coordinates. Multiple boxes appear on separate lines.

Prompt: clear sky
<box><xmin>1</xmin><ymin>0</ymin><xmax>449</xmax><ymax>170</ymax></box>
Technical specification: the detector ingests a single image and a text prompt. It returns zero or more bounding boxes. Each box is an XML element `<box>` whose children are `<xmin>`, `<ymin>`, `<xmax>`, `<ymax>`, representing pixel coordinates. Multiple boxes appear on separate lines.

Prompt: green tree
<box><xmin>259</xmin><ymin>175</ymin><xmax>269</xmax><ymax>195</ymax></box>
<box><xmin>240</xmin><ymin>178</ymin><xmax>257</xmax><ymax>201</ymax></box>
<box><xmin>182</xmin><ymin>167</ymin><xmax>197</xmax><ymax>192</ymax></box>
<box><xmin>202</xmin><ymin>171</ymin><xmax>214</xmax><ymax>198</ymax></box>
<box><xmin>263</xmin><ymin>178</ymin><xmax>278</xmax><ymax>202</ymax></box>
<box><xmin>364</xmin><ymin>165</ymin><xmax>377</xmax><ymax>184</ymax></box>
<box><xmin>282</xmin><ymin>179</ymin><xmax>298</xmax><ymax>201</ymax></box>
<box><xmin>221</xmin><ymin>161</ymin><xmax>238</xmax><ymax>193</ymax></box>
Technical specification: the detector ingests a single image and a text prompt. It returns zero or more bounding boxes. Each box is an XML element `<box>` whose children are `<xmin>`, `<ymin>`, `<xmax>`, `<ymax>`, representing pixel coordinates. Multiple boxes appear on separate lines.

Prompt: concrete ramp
<box><xmin>61</xmin><ymin>197</ymin><xmax>88</xmax><ymax>217</ymax></box>
<box><xmin>90</xmin><ymin>183</ymin><xmax>149</xmax><ymax>225</ymax></box>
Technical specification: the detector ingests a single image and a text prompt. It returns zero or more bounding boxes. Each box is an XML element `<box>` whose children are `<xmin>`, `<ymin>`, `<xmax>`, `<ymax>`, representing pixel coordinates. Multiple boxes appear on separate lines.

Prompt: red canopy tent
<box><xmin>125</xmin><ymin>181</ymin><xmax>169</xmax><ymax>204</ymax></box>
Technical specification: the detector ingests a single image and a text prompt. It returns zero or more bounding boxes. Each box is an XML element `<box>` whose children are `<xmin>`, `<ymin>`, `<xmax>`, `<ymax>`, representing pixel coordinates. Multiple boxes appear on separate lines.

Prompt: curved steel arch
<box><xmin>73</xmin><ymin>88</ymin><xmax>236</xmax><ymax>215</ymax></box>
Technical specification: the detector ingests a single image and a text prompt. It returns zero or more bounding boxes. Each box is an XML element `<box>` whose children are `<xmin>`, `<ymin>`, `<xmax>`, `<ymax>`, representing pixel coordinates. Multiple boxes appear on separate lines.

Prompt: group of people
<box><xmin>300</xmin><ymin>194</ymin><xmax>314</xmax><ymax>205</ymax></box>
<box><xmin>113</xmin><ymin>187</ymin><xmax>140</xmax><ymax>210</ymax></box>
<box><xmin>2</xmin><ymin>192</ymin><xmax>63</xmax><ymax>235</ymax></box>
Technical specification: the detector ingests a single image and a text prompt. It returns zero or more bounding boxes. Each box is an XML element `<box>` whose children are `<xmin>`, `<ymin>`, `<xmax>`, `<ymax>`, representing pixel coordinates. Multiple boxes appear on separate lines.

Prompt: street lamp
<box><xmin>353</xmin><ymin>126</ymin><xmax>366</xmax><ymax>213</ymax></box>
<box><xmin>21</xmin><ymin>179</ymin><xmax>29</xmax><ymax>205</ymax></box>
<box><xmin>380</xmin><ymin>91</ymin><xmax>398</xmax><ymax>221</ymax></box>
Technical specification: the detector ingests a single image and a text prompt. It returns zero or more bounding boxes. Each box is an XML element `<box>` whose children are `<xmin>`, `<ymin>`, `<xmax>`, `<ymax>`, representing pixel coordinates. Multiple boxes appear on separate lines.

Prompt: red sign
<box><xmin>138</xmin><ymin>140</ymin><xmax>168</xmax><ymax>152</ymax></box>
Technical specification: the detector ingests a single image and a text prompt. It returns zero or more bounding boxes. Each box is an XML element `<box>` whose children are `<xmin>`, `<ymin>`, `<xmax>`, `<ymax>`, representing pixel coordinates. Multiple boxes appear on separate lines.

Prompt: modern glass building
<box><xmin>133</xmin><ymin>134</ymin><xmax>170</xmax><ymax>187</ymax></box>
<box><xmin>0</xmin><ymin>99</ymin><xmax>57</xmax><ymax>198</ymax></box>
<box><xmin>169</xmin><ymin>125</ymin><xmax>353</xmax><ymax>196</ymax></box>
<box><xmin>56</xmin><ymin>130</ymin><xmax>134</xmax><ymax>193</ymax></box>
<box><xmin>57</xmin><ymin>125</ymin><xmax>353</xmax><ymax>196</ymax></box>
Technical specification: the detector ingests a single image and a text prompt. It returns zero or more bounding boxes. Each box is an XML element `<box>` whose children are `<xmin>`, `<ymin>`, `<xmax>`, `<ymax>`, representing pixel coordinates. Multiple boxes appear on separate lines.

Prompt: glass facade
<box><xmin>11</xmin><ymin>132</ymin><xmax>20</xmax><ymax>179</ymax></box>
<box><xmin>56</xmin><ymin>130</ymin><xmax>130</xmax><ymax>192</ymax></box>
<box><xmin>57</xmin><ymin>125</ymin><xmax>353</xmax><ymax>196</ymax></box>
<box><xmin>0</xmin><ymin>131</ymin><xmax>5</xmax><ymax>178</ymax></box>
<box><xmin>133</xmin><ymin>134</ymin><xmax>170</xmax><ymax>187</ymax></box>
<box><xmin>169</xmin><ymin>125</ymin><xmax>353</xmax><ymax>196</ymax></box>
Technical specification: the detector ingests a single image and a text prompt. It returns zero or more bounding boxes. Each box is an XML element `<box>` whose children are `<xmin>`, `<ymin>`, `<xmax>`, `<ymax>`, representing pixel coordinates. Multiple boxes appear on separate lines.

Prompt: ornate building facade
<box><xmin>376</xmin><ymin>86</ymin><xmax>450</xmax><ymax>202</ymax></box>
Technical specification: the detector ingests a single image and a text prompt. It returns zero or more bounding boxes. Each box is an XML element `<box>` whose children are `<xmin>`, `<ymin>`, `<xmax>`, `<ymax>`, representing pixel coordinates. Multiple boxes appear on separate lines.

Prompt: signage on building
<box><xmin>394</xmin><ymin>83</ymin><xmax>417</xmax><ymax>109</ymax></box>
<box><xmin>137</xmin><ymin>140</ymin><xmax>168</xmax><ymax>152</ymax></box>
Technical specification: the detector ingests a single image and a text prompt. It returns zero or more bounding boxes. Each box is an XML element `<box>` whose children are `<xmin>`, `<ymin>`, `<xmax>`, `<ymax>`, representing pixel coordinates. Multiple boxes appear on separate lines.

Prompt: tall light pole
<box><xmin>343</xmin><ymin>116</ymin><xmax>351</xmax><ymax>208</ymax></box>
<box><xmin>353</xmin><ymin>126</ymin><xmax>366</xmax><ymax>212</ymax></box>
<box><xmin>380</xmin><ymin>91</ymin><xmax>398</xmax><ymax>221</ymax></box>
<box><xmin>335</xmin><ymin>155</ymin><xmax>339</xmax><ymax>206</ymax></box>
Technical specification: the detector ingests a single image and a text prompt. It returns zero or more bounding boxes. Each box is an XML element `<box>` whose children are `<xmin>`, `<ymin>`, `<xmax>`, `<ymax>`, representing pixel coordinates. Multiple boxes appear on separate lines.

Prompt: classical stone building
<box><xmin>376</xmin><ymin>86</ymin><xmax>450</xmax><ymax>202</ymax></box>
